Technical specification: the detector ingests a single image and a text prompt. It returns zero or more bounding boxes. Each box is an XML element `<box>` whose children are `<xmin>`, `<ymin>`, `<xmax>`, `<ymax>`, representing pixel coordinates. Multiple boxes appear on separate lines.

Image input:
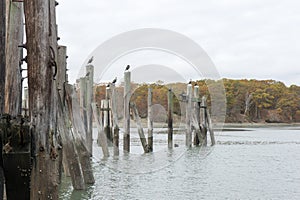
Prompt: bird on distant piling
<box><xmin>87</xmin><ymin>56</ymin><xmax>93</xmax><ymax>64</ymax></box>
<box><xmin>112</xmin><ymin>77</ymin><xmax>117</xmax><ymax>84</ymax></box>
<box><xmin>125</xmin><ymin>65</ymin><xmax>130</xmax><ymax>71</ymax></box>
<box><xmin>106</xmin><ymin>83</ymin><xmax>110</xmax><ymax>88</ymax></box>
<box><xmin>195</xmin><ymin>83</ymin><xmax>198</xmax><ymax>86</ymax></box>
<box><xmin>85</xmin><ymin>72</ymin><xmax>90</xmax><ymax>77</ymax></box>
<box><xmin>188</xmin><ymin>80</ymin><xmax>192</xmax><ymax>84</ymax></box>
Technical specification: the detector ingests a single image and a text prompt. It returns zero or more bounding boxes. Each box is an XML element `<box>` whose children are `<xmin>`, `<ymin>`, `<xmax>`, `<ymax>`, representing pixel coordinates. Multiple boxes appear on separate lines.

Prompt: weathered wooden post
<box><xmin>147</xmin><ymin>87</ymin><xmax>153</xmax><ymax>151</ymax></box>
<box><xmin>24</xmin><ymin>0</ymin><xmax>60</xmax><ymax>198</ymax></box>
<box><xmin>130</xmin><ymin>103</ymin><xmax>149</xmax><ymax>153</ymax></box>
<box><xmin>206</xmin><ymin>107</ymin><xmax>216</xmax><ymax>146</ymax></box>
<box><xmin>201</xmin><ymin>96</ymin><xmax>208</xmax><ymax>146</ymax></box>
<box><xmin>56</xmin><ymin>91</ymin><xmax>86</xmax><ymax>190</ymax></box>
<box><xmin>56</xmin><ymin>45</ymin><xmax>67</xmax><ymax>180</ymax></box>
<box><xmin>102</xmin><ymin>98</ymin><xmax>112</xmax><ymax>146</ymax></box>
<box><xmin>111</xmin><ymin>83</ymin><xmax>119</xmax><ymax>156</ymax></box>
<box><xmin>4</xmin><ymin>1</ymin><xmax>23</xmax><ymax>116</ymax></box>
<box><xmin>186</xmin><ymin>83</ymin><xmax>192</xmax><ymax>147</ymax></box>
<box><xmin>193</xmin><ymin>85</ymin><xmax>201</xmax><ymax>146</ymax></box>
<box><xmin>79</xmin><ymin>77</ymin><xmax>87</xmax><ymax>135</ymax></box>
<box><xmin>168</xmin><ymin>88</ymin><xmax>173</xmax><ymax>148</ymax></box>
<box><xmin>0</xmin><ymin>0</ymin><xmax>6</xmax><ymax>115</ymax></box>
<box><xmin>23</xmin><ymin>87</ymin><xmax>29</xmax><ymax>116</ymax></box>
<box><xmin>91</xmin><ymin>103</ymin><xmax>109</xmax><ymax>157</ymax></box>
<box><xmin>123</xmin><ymin>69</ymin><xmax>131</xmax><ymax>152</ymax></box>
<box><xmin>86</xmin><ymin>65</ymin><xmax>94</xmax><ymax>155</ymax></box>
<box><xmin>0</xmin><ymin>1</ymin><xmax>6</xmax><ymax>197</ymax></box>
<box><xmin>57</xmin><ymin>46</ymin><xmax>67</xmax><ymax>102</ymax></box>
<box><xmin>64</xmin><ymin>85</ymin><xmax>95</xmax><ymax>184</ymax></box>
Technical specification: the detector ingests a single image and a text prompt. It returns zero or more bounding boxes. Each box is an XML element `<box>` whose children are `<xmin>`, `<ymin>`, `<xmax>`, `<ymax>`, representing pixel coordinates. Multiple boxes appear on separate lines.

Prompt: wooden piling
<box><xmin>86</xmin><ymin>65</ymin><xmax>94</xmax><ymax>155</ymax></box>
<box><xmin>147</xmin><ymin>87</ymin><xmax>153</xmax><ymax>151</ymax></box>
<box><xmin>167</xmin><ymin>88</ymin><xmax>173</xmax><ymax>148</ymax></box>
<box><xmin>57</xmin><ymin>46</ymin><xmax>67</xmax><ymax>102</ymax></box>
<box><xmin>111</xmin><ymin>83</ymin><xmax>119</xmax><ymax>156</ymax></box>
<box><xmin>123</xmin><ymin>70</ymin><xmax>131</xmax><ymax>152</ymax></box>
<box><xmin>130</xmin><ymin>103</ymin><xmax>149</xmax><ymax>153</ymax></box>
<box><xmin>0</xmin><ymin>1</ymin><xmax>6</xmax><ymax>196</ymax></box>
<box><xmin>206</xmin><ymin>108</ymin><xmax>216</xmax><ymax>146</ymax></box>
<box><xmin>193</xmin><ymin>85</ymin><xmax>201</xmax><ymax>146</ymax></box>
<box><xmin>186</xmin><ymin>84</ymin><xmax>192</xmax><ymax>147</ymax></box>
<box><xmin>64</xmin><ymin>85</ymin><xmax>95</xmax><ymax>184</ymax></box>
<box><xmin>4</xmin><ymin>1</ymin><xmax>23</xmax><ymax>116</ymax></box>
<box><xmin>91</xmin><ymin>103</ymin><xmax>109</xmax><ymax>157</ymax></box>
<box><xmin>201</xmin><ymin>96</ymin><xmax>208</xmax><ymax>146</ymax></box>
<box><xmin>102</xmin><ymin>99</ymin><xmax>112</xmax><ymax>146</ymax></box>
<box><xmin>79</xmin><ymin>77</ymin><xmax>87</xmax><ymax>136</ymax></box>
<box><xmin>57</xmin><ymin>46</ymin><xmax>68</xmax><ymax>179</ymax></box>
<box><xmin>0</xmin><ymin>0</ymin><xmax>6</xmax><ymax>116</ymax></box>
<box><xmin>56</xmin><ymin>92</ymin><xmax>86</xmax><ymax>190</ymax></box>
<box><xmin>24</xmin><ymin>0</ymin><xmax>60</xmax><ymax>198</ymax></box>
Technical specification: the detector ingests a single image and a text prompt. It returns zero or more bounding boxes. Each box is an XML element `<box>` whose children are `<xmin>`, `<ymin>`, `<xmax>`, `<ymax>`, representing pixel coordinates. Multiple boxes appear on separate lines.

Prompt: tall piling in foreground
<box><xmin>123</xmin><ymin>70</ymin><xmax>131</xmax><ymax>153</ymax></box>
<box><xmin>4</xmin><ymin>1</ymin><xmax>23</xmax><ymax>116</ymax></box>
<box><xmin>86</xmin><ymin>65</ymin><xmax>94</xmax><ymax>155</ymax></box>
<box><xmin>111</xmin><ymin>83</ymin><xmax>120</xmax><ymax>156</ymax></box>
<box><xmin>147</xmin><ymin>87</ymin><xmax>153</xmax><ymax>152</ymax></box>
<box><xmin>168</xmin><ymin>88</ymin><xmax>173</xmax><ymax>148</ymax></box>
<box><xmin>0</xmin><ymin>1</ymin><xmax>5</xmax><ymax>197</ymax></box>
<box><xmin>24</xmin><ymin>0</ymin><xmax>60</xmax><ymax>198</ymax></box>
<box><xmin>186</xmin><ymin>83</ymin><xmax>192</xmax><ymax>147</ymax></box>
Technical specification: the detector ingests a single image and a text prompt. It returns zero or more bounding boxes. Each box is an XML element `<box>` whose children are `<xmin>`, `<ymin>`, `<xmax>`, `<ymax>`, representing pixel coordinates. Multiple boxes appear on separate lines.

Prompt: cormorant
<box><xmin>125</xmin><ymin>65</ymin><xmax>130</xmax><ymax>71</ymax></box>
<box><xmin>188</xmin><ymin>80</ymin><xmax>192</xmax><ymax>84</ymax></box>
<box><xmin>112</xmin><ymin>77</ymin><xmax>117</xmax><ymax>84</ymax></box>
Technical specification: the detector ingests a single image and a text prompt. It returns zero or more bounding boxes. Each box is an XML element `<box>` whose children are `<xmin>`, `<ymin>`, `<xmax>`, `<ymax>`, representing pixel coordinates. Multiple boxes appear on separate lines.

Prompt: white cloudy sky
<box><xmin>56</xmin><ymin>0</ymin><xmax>300</xmax><ymax>86</ymax></box>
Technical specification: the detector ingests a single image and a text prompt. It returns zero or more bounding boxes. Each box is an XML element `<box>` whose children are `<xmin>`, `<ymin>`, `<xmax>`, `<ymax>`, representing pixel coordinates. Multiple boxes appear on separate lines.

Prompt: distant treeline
<box><xmin>94</xmin><ymin>79</ymin><xmax>300</xmax><ymax>123</ymax></box>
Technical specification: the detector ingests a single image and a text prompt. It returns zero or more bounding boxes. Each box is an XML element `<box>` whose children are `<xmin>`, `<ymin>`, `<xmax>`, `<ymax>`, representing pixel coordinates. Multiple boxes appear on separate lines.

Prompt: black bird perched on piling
<box><xmin>188</xmin><ymin>80</ymin><xmax>192</xmax><ymax>84</ymax></box>
<box><xmin>85</xmin><ymin>72</ymin><xmax>90</xmax><ymax>77</ymax></box>
<box><xmin>112</xmin><ymin>77</ymin><xmax>117</xmax><ymax>84</ymax></box>
<box><xmin>87</xmin><ymin>56</ymin><xmax>93</xmax><ymax>64</ymax></box>
<box><xmin>125</xmin><ymin>65</ymin><xmax>130</xmax><ymax>71</ymax></box>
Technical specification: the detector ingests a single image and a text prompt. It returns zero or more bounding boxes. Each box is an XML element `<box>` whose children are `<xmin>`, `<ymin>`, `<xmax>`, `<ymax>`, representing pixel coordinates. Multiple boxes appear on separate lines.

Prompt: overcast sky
<box><xmin>56</xmin><ymin>0</ymin><xmax>300</xmax><ymax>86</ymax></box>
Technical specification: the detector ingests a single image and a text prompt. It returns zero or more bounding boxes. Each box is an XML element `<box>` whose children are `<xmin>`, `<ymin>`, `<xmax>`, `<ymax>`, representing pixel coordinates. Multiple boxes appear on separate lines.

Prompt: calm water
<box><xmin>59</xmin><ymin>126</ymin><xmax>300</xmax><ymax>199</ymax></box>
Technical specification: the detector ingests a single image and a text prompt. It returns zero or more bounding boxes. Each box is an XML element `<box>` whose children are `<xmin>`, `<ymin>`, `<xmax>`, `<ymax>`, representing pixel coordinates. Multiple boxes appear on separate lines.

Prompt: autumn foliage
<box><xmin>94</xmin><ymin>79</ymin><xmax>300</xmax><ymax>123</ymax></box>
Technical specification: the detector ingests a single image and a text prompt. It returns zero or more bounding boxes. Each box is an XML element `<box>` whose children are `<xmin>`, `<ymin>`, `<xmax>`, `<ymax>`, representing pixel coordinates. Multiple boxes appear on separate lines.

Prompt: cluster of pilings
<box><xmin>92</xmin><ymin>69</ymin><xmax>215</xmax><ymax>157</ymax></box>
<box><xmin>0</xmin><ymin>1</ymin><xmax>94</xmax><ymax>199</ymax></box>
